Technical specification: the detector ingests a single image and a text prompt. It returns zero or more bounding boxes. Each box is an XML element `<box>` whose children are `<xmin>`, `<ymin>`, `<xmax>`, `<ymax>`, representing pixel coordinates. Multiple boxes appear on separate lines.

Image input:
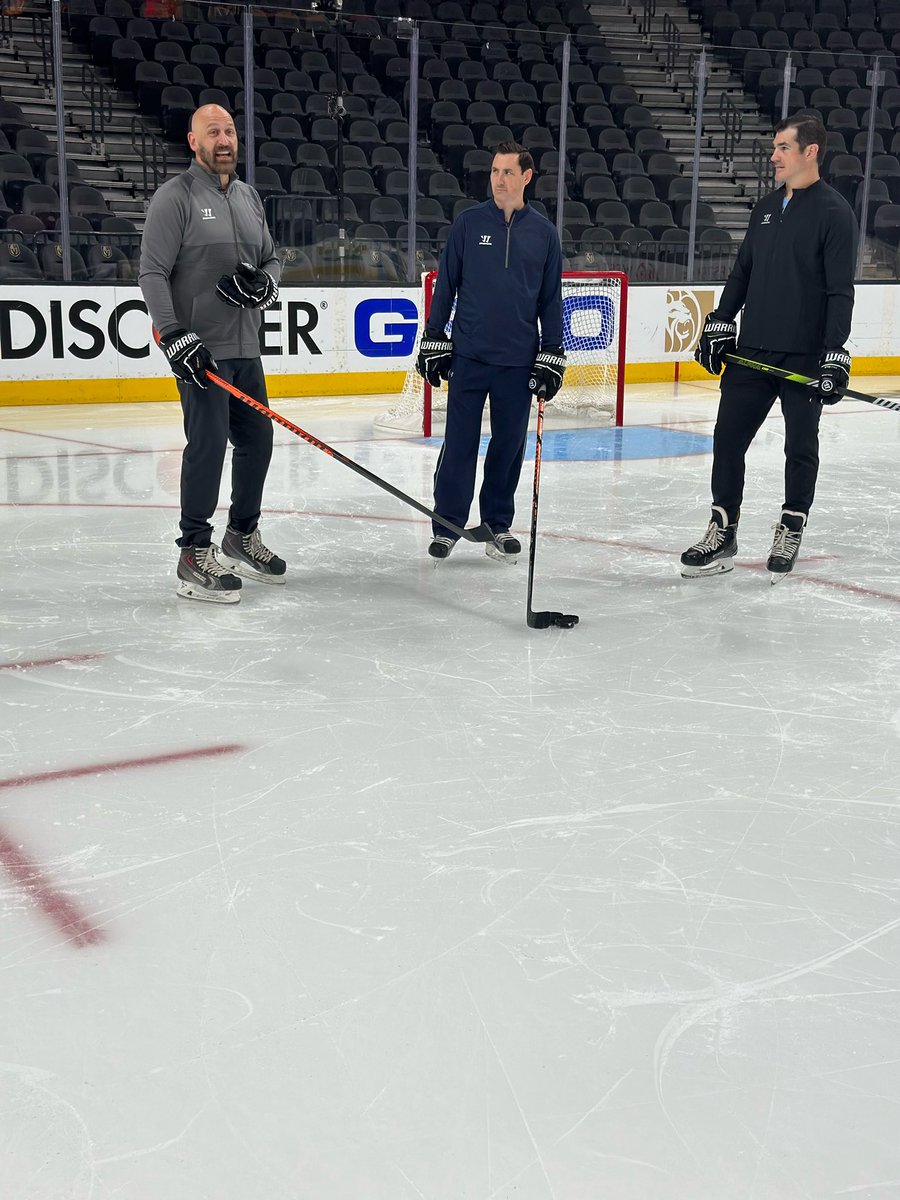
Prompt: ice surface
<box><xmin>1</xmin><ymin>381</ymin><xmax>900</xmax><ymax>1199</ymax></box>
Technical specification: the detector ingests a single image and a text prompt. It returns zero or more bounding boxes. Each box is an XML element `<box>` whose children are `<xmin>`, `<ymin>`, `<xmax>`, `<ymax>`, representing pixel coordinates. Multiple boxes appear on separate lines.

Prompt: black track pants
<box><xmin>711</xmin><ymin>347</ymin><xmax>824</xmax><ymax>520</ymax></box>
<box><xmin>176</xmin><ymin>357</ymin><xmax>273</xmax><ymax>547</ymax></box>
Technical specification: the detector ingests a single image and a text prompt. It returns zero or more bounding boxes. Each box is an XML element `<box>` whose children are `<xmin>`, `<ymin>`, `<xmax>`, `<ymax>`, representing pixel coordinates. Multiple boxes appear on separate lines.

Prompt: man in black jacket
<box><xmin>682</xmin><ymin>113</ymin><xmax>858</xmax><ymax>582</ymax></box>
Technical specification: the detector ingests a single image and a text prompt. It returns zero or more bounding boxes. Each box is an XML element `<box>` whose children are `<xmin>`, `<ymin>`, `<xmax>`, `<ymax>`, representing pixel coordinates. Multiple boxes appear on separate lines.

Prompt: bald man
<box><xmin>140</xmin><ymin>105</ymin><xmax>285</xmax><ymax>604</ymax></box>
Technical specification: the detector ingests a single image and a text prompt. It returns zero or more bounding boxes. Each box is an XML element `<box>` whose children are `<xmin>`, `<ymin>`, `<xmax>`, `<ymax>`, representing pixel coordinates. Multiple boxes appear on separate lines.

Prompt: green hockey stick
<box><xmin>723</xmin><ymin>352</ymin><xmax>900</xmax><ymax>413</ymax></box>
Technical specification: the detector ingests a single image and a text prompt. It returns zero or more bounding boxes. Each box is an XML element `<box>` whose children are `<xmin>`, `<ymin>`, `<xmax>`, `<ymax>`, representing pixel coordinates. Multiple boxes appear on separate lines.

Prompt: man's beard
<box><xmin>199</xmin><ymin>145</ymin><xmax>236</xmax><ymax>176</ymax></box>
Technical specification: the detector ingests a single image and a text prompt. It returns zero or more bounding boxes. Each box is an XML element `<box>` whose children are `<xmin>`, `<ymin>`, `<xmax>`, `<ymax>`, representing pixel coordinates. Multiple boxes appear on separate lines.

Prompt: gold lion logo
<box><xmin>666</xmin><ymin>289</ymin><xmax>716</xmax><ymax>354</ymax></box>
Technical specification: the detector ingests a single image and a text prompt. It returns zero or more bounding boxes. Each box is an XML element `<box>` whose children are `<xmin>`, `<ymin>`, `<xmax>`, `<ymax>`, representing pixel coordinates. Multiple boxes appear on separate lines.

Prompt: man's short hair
<box><xmin>774</xmin><ymin>113</ymin><xmax>827</xmax><ymax>164</ymax></box>
<box><xmin>492</xmin><ymin>141</ymin><xmax>534</xmax><ymax>173</ymax></box>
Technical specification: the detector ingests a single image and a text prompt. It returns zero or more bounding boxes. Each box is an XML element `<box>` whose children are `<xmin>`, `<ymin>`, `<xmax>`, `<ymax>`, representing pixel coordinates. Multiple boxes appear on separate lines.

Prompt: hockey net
<box><xmin>374</xmin><ymin>269</ymin><xmax>628</xmax><ymax>436</ymax></box>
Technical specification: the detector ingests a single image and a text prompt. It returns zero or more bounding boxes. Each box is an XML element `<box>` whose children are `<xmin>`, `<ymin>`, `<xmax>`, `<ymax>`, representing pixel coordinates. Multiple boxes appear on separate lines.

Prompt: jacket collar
<box><xmin>485</xmin><ymin>199</ymin><xmax>530</xmax><ymax>225</ymax></box>
<box><xmin>188</xmin><ymin>159</ymin><xmax>237</xmax><ymax>194</ymax></box>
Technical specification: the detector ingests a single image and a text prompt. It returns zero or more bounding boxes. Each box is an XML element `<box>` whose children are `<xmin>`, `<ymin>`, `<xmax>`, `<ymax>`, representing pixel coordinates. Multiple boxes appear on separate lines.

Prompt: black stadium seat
<box><xmin>69</xmin><ymin>184</ymin><xmax>110</xmax><ymax>226</ymax></box>
<box><xmin>0</xmin><ymin>153</ymin><xmax>36</xmax><ymax>208</ymax></box>
<box><xmin>39</xmin><ymin>243</ymin><xmax>89</xmax><ymax>282</ymax></box>
<box><xmin>21</xmin><ymin>183</ymin><xmax>60</xmax><ymax>227</ymax></box>
<box><xmin>160</xmin><ymin>86</ymin><xmax>195</xmax><ymax>140</ymax></box>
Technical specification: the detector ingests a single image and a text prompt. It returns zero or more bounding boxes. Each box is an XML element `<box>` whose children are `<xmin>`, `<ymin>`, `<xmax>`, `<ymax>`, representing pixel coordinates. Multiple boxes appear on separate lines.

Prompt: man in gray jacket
<box><xmin>140</xmin><ymin>103</ymin><xmax>285</xmax><ymax>604</ymax></box>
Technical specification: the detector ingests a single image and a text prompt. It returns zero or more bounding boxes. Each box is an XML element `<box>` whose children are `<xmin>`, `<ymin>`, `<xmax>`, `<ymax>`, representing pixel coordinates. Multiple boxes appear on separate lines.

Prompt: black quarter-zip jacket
<box><xmin>427</xmin><ymin>199</ymin><xmax>563</xmax><ymax>367</ymax></box>
<box><xmin>717</xmin><ymin>179</ymin><xmax>858</xmax><ymax>354</ymax></box>
<box><xmin>139</xmin><ymin>161</ymin><xmax>281</xmax><ymax>360</ymax></box>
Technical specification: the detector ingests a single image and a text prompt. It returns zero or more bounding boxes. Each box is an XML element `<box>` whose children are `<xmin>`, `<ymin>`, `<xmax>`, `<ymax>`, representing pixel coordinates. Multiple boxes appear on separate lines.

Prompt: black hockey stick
<box><xmin>526</xmin><ymin>386</ymin><xmax>579</xmax><ymax>630</ymax></box>
<box><xmin>152</xmin><ymin>329</ymin><xmax>498</xmax><ymax>547</ymax></box>
<box><xmin>723</xmin><ymin>352</ymin><xmax>900</xmax><ymax>413</ymax></box>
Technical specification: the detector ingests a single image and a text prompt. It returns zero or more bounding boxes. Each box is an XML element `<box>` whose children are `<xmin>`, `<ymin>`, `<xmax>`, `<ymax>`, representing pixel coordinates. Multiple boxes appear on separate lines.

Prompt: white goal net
<box><xmin>374</xmin><ymin>269</ymin><xmax>628</xmax><ymax>435</ymax></box>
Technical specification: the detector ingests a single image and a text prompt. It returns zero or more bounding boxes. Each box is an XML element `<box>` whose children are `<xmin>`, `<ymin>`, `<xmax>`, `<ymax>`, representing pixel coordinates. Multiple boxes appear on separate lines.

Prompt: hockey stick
<box><xmin>152</xmin><ymin>329</ymin><xmax>498</xmax><ymax>547</ymax></box>
<box><xmin>723</xmin><ymin>352</ymin><xmax>900</xmax><ymax>413</ymax></box>
<box><xmin>526</xmin><ymin>386</ymin><xmax>579</xmax><ymax>630</ymax></box>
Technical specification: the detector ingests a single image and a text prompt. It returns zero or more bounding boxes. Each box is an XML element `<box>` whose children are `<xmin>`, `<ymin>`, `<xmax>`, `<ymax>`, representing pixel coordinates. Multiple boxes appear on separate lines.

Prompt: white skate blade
<box><xmin>218</xmin><ymin>555</ymin><xmax>286</xmax><ymax>585</ymax></box>
<box><xmin>768</xmin><ymin>570</ymin><xmax>792</xmax><ymax>586</ymax></box>
<box><xmin>176</xmin><ymin>580</ymin><xmax>241</xmax><ymax>604</ymax></box>
<box><xmin>680</xmin><ymin>558</ymin><xmax>735</xmax><ymax>579</ymax></box>
<box><xmin>485</xmin><ymin>544</ymin><xmax>519</xmax><ymax>564</ymax></box>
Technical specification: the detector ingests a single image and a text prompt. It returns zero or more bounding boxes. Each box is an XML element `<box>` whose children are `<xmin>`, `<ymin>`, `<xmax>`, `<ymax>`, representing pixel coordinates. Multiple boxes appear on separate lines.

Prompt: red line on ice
<box><xmin>0</xmin><ymin>653</ymin><xmax>103</xmax><ymax>672</ymax></box>
<box><xmin>0</xmin><ymin>743</ymin><xmax>245</xmax><ymax>945</ymax></box>
<box><xmin>0</xmin><ymin>832</ymin><xmax>105</xmax><ymax>947</ymax></box>
<box><xmin>0</xmin><ymin>743</ymin><xmax>246</xmax><ymax>794</ymax></box>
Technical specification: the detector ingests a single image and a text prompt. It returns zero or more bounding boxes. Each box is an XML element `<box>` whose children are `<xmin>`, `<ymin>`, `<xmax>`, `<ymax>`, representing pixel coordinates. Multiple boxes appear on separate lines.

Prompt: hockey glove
<box><xmin>159</xmin><ymin>329</ymin><xmax>217</xmax><ymax>389</ymax></box>
<box><xmin>529</xmin><ymin>347</ymin><xmax>567</xmax><ymax>401</ymax></box>
<box><xmin>816</xmin><ymin>348</ymin><xmax>851</xmax><ymax>404</ymax></box>
<box><xmin>415</xmin><ymin>331</ymin><xmax>452</xmax><ymax>388</ymax></box>
<box><xmin>694</xmin><ymin>312</ymin><xmax>737</xmax><ymax>375</ymax></box>
<box><xmin>216</xmin><ymin>262</ymin><xmax>279</xmax><ymax>310</ymax></box>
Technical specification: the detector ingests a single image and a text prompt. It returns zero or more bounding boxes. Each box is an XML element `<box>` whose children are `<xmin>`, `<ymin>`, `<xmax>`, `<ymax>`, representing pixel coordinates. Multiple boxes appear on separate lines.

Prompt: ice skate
<box><xmin>485</xmin><ymin>531</ymin><xmax>521</xmax><ymax>563</ymax></box>
<box><xmin>176</xmin><ymin>545</ymin><xmax>242</xmax><ymax>604</ymax></box>
<box><xmin>219</xmin><ymin>526</ymin><xmax>286</xmax><ymax>584</ymax></box>
<box><xmin>428</xmin><ymin>535</ymin><xmax>457</xmax><ymax>560</ymax></box>
<box><xmin>767</xmin><ymin>510</ymin><xmax>806</xmax><ymax>584</ymax></box>
<box><xmin>680</xmin><ymin>506</ymin><xmax>738</xmax><ymax>578</ymax></box>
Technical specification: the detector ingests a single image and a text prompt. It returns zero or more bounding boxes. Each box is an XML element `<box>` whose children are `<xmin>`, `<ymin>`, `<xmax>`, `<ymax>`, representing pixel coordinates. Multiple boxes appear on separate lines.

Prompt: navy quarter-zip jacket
<box><xmin>426</xmin><ymin>199</ymin><xmax>563</xmax><ymax>367</ymax></box>
<box><xmin>717</xmin><ymin>179</ymin><xmax>857</xmax><ymax>354</ymax></box>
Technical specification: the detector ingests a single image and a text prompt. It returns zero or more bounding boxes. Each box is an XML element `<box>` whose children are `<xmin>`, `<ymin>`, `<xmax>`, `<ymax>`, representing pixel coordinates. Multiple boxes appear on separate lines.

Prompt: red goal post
<box><xmin>375</xmin><ymin>269</ymin><xmax>628</xmax><ymax>436</ymax></box>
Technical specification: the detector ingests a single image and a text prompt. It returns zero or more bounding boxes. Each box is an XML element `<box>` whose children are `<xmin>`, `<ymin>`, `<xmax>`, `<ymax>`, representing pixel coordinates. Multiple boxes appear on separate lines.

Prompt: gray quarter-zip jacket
<box><xmin>139</xmin><ymin>161</ymin><xmax>281</xmax><ymax>360</ymax></box>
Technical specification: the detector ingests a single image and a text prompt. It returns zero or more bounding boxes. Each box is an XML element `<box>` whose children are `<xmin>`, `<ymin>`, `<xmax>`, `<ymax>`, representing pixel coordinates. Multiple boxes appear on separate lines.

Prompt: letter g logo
<box><xmin>354</xmin><ymin>299</ymin><xmax>419</xmax><ymax>358</ymax></box>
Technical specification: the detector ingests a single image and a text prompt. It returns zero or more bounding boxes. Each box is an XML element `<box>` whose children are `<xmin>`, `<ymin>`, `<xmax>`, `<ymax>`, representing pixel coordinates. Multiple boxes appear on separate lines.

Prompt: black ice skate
<box><xmin>485</xmin><ymin>531</ymin><xmax>521</xmax><ymax>563</ymax></box>
<box><xmin>680</xmin><ymin>506</ymin><xmax>738</xmax><ymax>578</ymax></box>
<box><xmin>767</xmin><ymin>509</ymin><xmax>806</xmax><ymax>583</ymax></box>
<box><xmin>176</xmin><ymin>545</ymin><xmax>242</xmax><ymax>604</ymax></box>
<box><xmin>220</xmin><ymin>526</ymin><xmax>286</xmax><ymax>584</ymax></box>
<box><xmin>428</xmin><ymin>535</ymin><xmax>457</xmax><ymax>559</ymax></box>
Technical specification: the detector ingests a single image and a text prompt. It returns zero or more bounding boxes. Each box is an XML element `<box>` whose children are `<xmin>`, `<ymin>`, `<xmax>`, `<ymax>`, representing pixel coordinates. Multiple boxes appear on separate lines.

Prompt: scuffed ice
<box><xmin>1</xmin><ymin>386</ymin><xmax>900</xmax><ymax>1199</ymax></box>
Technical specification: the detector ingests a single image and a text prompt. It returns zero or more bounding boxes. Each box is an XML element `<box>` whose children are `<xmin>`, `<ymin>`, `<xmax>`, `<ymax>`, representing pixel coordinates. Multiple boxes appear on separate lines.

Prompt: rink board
<box><xmin>0</xmin><ymin>282</ymin><xmax>897</xmax><ymax>405</ymax></box>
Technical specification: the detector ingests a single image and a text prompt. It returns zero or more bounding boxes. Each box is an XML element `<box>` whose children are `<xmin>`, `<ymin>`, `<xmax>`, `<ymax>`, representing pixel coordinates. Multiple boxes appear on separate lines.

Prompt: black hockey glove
<box><xmin>816</xmin><ymin>348</ymin><xmax>851</xmax><ymax>404</ymax></box>
<box><xmin>159</xmin><ymin>329</ymin><xmax>217</xmax><ymax>389</ymax></box>
<box><xmin>694</xmin><ymin>312</ymin><xmax>737</xmax><ymax>375</ymax></box>
<box><xmin>415</xmin><ymin>331</ymin><xmax>452</xmax><ymax>388</ymax></box>
<box><xmin>216</xmin><ymin>262</ymin><xmax>279</xmax><ymax>310</ymax></box>
<box><xmin>529</xmin><ymin>347</ymin><xmax>567</xmax><ymax>401</ymax></box>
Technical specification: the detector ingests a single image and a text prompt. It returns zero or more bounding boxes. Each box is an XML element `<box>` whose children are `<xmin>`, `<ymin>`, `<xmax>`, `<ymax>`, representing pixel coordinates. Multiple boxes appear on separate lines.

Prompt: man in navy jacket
<box><xmin>415</xmin><ymin>143</ymin><xmax>566</xmax><ymax>561</ymax></box>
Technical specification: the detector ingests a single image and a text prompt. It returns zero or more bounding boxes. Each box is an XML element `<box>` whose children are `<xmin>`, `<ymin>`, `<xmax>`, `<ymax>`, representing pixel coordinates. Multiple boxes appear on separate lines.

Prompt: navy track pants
<box><xmin>432</xmin><ymin>354</ymin><xmax>533</xmax><ymax>537</ymax></box>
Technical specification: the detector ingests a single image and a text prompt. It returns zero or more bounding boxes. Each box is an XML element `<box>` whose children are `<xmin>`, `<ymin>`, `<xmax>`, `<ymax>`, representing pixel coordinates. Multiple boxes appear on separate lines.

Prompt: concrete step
<box><xmin>1</xmin><ymin>66</ymin><xmax>167</xmax><ymax>218</ymax></box>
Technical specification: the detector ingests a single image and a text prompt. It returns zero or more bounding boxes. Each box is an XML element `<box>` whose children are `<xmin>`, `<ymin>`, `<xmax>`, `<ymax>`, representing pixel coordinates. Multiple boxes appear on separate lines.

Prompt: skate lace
<box><xmin>240</xmin><ymin>529</ymin><xmax>274</xmax><ymax>563</ymax></box>
<box><xmin>769</xmin><ymin>522</ymin><xmax>802</xmax><ymax>562</ymax></box>
<box><xmin>689</xmin><ymin>520</ymin><xmax>725</xmax><ymax>554</ymax></box>
<box><xmin>195</xmin><ymin>546</ymin><xmax>234</xmax><ymax>578</ymax></box>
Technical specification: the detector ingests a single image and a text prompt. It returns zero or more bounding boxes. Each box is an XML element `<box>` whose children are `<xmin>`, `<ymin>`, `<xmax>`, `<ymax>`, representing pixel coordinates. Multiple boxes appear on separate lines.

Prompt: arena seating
<box><xmin>7</xmin><ymin>0</ymin><xmax>720</xmax><ymax>281</ymax></box>
<box><xmin>688</xmin><ymin>0</ymin><xmax>900</xmax><ymax>264</ymax></box>
<box><xmin>4</xmin><ymin>0</ymin><xmax>896</xmax><ymax>281</ymax></box>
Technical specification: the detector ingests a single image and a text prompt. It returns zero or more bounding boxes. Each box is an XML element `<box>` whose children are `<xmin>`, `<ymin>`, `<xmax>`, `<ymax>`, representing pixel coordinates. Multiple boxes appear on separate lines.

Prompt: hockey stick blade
<box><xmin>527</xmin><ymin>610</ymin><xmax>580</xmax><ymax>629</ymax></box>
<box><xmin>151</xmin><ymin>327</ymin><xmax>501</xmax><ymax>548</ymax></box>
<box><xmin>723</xmin><ymin>353</ymin><xmax>900</xmax><ymax>412</ymax></box>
